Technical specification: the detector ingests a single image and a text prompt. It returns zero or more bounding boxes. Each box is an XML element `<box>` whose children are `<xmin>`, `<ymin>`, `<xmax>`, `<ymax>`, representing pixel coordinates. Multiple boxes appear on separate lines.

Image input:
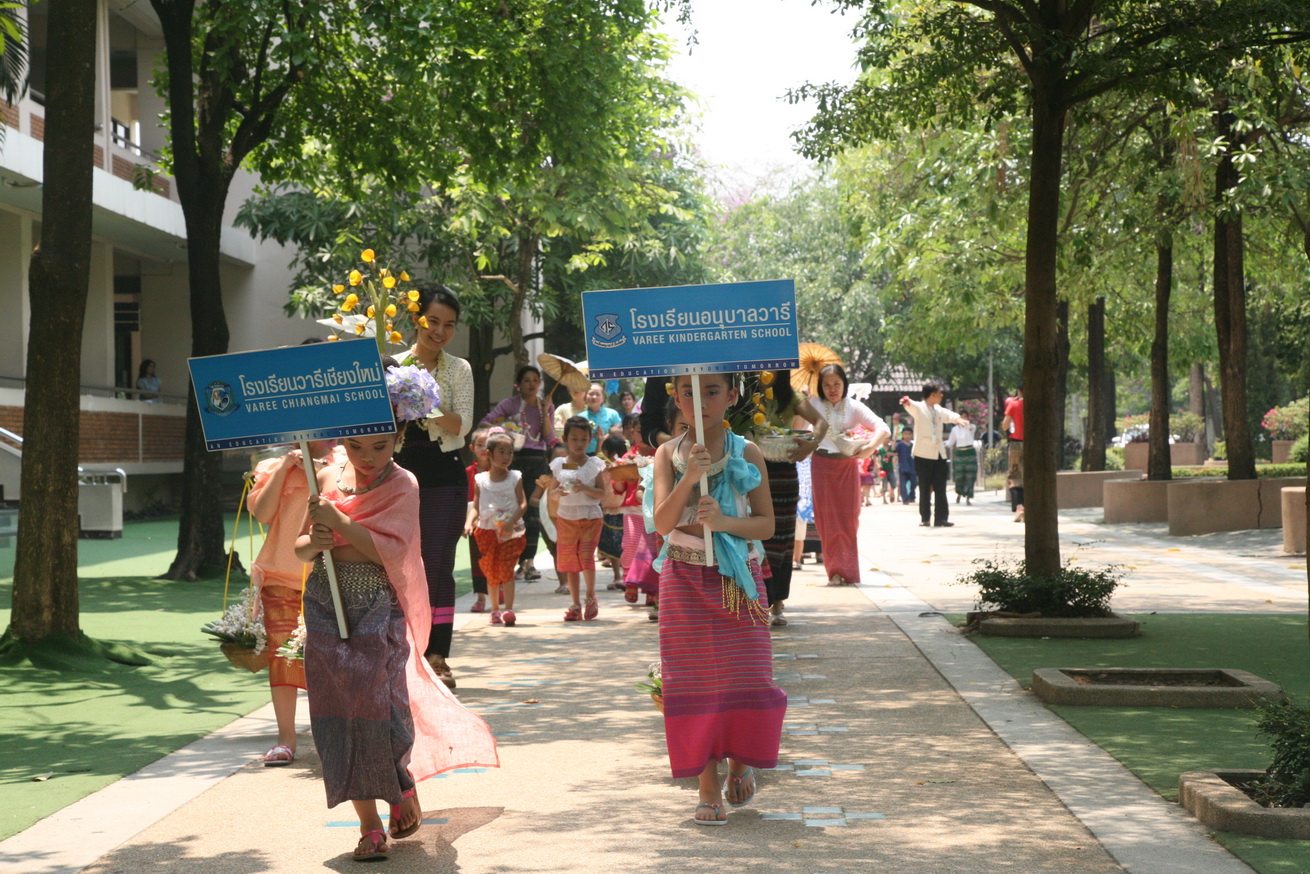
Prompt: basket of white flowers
<box><xmin>202</xmin><ymin>586</ymin><xmax>269</xmax><ymax>673</ymax></box>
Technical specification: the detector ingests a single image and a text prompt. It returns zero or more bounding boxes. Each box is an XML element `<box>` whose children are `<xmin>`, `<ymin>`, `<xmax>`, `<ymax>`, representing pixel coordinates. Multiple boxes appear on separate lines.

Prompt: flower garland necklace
<box><xmin>336</xmin><ymin>461</ymin><xmax>395</xmax><ymax>496</ymax></box>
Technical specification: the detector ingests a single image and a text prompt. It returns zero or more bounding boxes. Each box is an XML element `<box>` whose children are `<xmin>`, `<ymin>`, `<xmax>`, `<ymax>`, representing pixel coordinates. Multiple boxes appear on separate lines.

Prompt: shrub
<box><xmin>1262</xmin><ymin>397</ymin><xmax>1309</xmax><ymax>441</ymax></box>
<box><xmin>1168</xmin><ymin>463</ymin><xmax>1306</xmax><ymax>479</ymax></box>
<box><xmin>1105</xmin><ymin>446</ymin><xmax>1124</xmax><ymax>470</ymax></box>
<box><xmin>1291</xmin><ymin>435</ymin><xmax>1308</xmax><ymax>464</ymax></box>
<box><xmin>1252</xmin><ymin>699</ymin><xmax>1310</xmax><ymax>808</ymax></box>
<box><xmin>954</xmin><ymin>556</ymin><xmax>1124</xmax><ymax>618</ymax></box>
<box><xmin>1170</xmin><ymin>411</ymin><xmax>1205</xmax><ymax>443</ymax></box>
<box><xmin>1213</xmin><ymin>440</ymin><xmax>1227</xmax><ymax>460</ymax></box>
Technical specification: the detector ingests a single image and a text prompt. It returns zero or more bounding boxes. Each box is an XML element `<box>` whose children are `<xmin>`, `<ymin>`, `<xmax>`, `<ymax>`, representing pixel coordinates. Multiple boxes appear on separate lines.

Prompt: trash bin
<box><xmin>78</xmin><ymin>469</ymin><xmax>126</xmax><ymax>539</ymax></box>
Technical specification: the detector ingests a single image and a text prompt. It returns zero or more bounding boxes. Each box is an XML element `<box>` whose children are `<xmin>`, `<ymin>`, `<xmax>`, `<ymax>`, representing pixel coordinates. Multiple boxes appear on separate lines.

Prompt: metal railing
<box><xmin>0</xmin><ymin>374</ymin><xmax>188</xmax><ymax>405</ymax></box>
<box><xmin>0</xmin><ymin>427</ymin><xmax>128</xmax><ymax>490</ymax></box>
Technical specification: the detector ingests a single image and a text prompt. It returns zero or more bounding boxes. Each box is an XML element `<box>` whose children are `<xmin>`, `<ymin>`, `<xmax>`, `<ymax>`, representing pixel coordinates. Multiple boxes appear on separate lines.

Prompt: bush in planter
<box><xmin>1169</xmin><ymin>463</ymin><xmax>1306</xmax><ymax>479</ymax></box>
<box><xmin>1105</xmin><ymin>446</ymin><xmax>1124</xmax><ymax>470</ymax></box>
<box><xmin>1262</xmin><ymin>397</ymin><xmax>1309</xmax><ymax>441</ymax></box>
<box><xmin>1291</xmin><ymin>434</ymin><xmax>1308</xmax><ymax>464</ymax></box>
<box><xmin>1170</xmin><ymin>411</ymin><xmax>1205</xmax><ymax>443</ymax></box>
<box><xmin>1213</xmin><ymin>440</ymin><xmax>1227</xmax><ymax>460</ymax></box>
<box><xmin>954</xmin><ymin>556</ymin><xmax>1125</xmax><ymax>618</ymax></box>
<box><xmin>1251</xmin><ymin>699</ymin><xmax>1310</xmax><ymax>808</ymax></box>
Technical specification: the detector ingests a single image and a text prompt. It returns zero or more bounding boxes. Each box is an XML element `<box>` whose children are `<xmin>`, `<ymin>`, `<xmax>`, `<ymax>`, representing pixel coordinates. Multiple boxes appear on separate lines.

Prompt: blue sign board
<box><xmin>581</xmin><ymin>280</ymin><xmax>800</xmax><ymax>379</ymax></box>
<box><xmin>188</xmin><ymin>340</ymin><xmax>396</xmax><ymax>451</ymax></box>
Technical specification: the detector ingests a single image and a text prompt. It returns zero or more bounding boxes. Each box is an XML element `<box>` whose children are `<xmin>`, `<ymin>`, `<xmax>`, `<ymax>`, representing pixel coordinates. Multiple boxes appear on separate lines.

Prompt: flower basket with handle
<box><xmin>221</xmin><ymin>642</ymin><xmax>271</xmax><ymax>673</ymax></box>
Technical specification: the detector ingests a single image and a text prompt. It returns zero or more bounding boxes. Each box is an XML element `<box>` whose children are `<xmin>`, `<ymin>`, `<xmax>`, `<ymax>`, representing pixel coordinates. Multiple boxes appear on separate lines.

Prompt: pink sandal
<box><xmin>353</xmin><ymin>829</ymin><xmax>389</xmax><ymax>861</ymax></box>
<box><xmin>584</xmin><ymin>598</ymin><xmax>599</xmax><ymax>620</ymax></box>
<box><xmin>388</xmin><ymin>787</ymin><xmax>421</xmax><ymax>839</ymax></box>
<box><xmin>564</xmin><ymin>604</ymin><xmax>582</xmax><ymax>621</ymax></box>
<box><xmin>262</xmin><ymin>744</ymin><xmax>294</xmax><ymax>767</ymax></box>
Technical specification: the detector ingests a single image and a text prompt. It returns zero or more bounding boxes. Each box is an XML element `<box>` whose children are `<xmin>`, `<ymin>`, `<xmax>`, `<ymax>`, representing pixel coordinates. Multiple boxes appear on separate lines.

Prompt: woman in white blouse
<box><xmin>807</xmin><ymin>364</ymin><xmax>891</xmax><ymax>586</ymax></box>
<box><xmin>395</xmin><ymin>284</ymin><xmax>473</xmax><ymax>689</ymax></box>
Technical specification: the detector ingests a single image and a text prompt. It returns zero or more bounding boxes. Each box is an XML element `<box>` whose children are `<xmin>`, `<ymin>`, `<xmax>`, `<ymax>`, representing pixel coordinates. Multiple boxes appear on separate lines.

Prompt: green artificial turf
<box><xmin>0</xmin><ymin>514</ymin><xmax>472</xmax><ymax>841</ymax></box>
<box><xmin>957</xmin><ymin>613</ymin><xmax>1310</xmax><ymax>874</ymax></box>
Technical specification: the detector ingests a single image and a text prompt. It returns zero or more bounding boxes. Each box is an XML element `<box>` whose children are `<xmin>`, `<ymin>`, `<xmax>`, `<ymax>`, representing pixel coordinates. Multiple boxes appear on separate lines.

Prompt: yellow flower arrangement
<box><xmin>325</xmin><ymin>249</ymin><xmax>419</xmax><ymax>353</ymax></box>
<box><xmin>728</xmin><ymin>371</ymin><xmax>786</xmax><ymax>437</ymax></box>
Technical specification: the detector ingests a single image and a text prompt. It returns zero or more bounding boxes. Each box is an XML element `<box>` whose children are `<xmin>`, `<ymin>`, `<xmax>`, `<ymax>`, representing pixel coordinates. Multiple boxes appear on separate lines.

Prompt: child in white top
<box><xmin>548</xmin><ymin>416</ymin><xmax>609</xmax><ymax>621</ymax></box>
<box><xmin>464</xmin><ymin>430</ymin><xmax>527</xmax><ymax>626</ymax></box>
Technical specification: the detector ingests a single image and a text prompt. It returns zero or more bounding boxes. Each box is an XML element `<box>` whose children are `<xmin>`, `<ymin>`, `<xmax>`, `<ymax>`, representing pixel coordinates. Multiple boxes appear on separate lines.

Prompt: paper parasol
<box><xmin>536</xmin><ymin>352</ymin><xmax>592</xmax><ymax>392</ymax></box>
<box><xmin>790</xmin><ymin>342</ymin><xmax>843</xmax><ymax>396</ymax></box>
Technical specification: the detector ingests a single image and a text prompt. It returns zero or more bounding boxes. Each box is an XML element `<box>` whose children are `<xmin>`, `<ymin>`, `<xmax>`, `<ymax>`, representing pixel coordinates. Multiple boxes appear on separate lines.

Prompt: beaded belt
<box><xmin>666</xmin><ymin>542</ymin><xmax>709</xmax><ymax>566</ymax></box>
<box><xmin>311</xmin><ymin>556</ymin><xmax>389</xmax><ymax>594</ymax></box>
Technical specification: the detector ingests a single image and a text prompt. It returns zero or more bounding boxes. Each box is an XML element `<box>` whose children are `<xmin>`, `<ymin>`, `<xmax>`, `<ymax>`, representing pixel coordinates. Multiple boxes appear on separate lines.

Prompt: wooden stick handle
<box><xmin>690</xmin><ymin>377</ymin><xmax>715</xmax><ymax>567</ymax></box>
<box><xmin>300</xmin><ymin>441</ymin><xmax>349</xmax><ymax>639</ymax></box>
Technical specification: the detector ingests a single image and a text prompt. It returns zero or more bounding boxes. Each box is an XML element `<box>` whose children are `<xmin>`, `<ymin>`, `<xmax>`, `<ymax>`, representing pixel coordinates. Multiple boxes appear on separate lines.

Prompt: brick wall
<box><xmin>30</xmin><ymin>112</ymin><xmax>42</xmax><ymax>141</ymax></box>
<box><xmin>110</xmin><ymin>154</ymin><xmax>171</xmax><ymax>198</ymax></box>
<box><xmin>0</xmin><ymin>101</ymin><xmax>17</xmax><ymax>129</ymax></box>
<box><xmin>0</xmin><ymin>405</ymin><xmax>185</xmax><ymax>463</ymax></box>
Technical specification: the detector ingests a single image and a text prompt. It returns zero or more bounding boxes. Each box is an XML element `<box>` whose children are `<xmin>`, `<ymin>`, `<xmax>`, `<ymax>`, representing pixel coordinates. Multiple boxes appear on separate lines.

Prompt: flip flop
<box><xmin>722</xmin><ymin>766</ymin><xmax>756</xmax><ymax>807</ymax></box>
<box><xmin>262</xmin><ymin>744</ymin><xmax>294</xmax><ymax>767</ymax></box>
<box><xmin>389</xmin><ymin>787</ymin><xmax>421</xmax><ymax>839</ymax></box>
<box><xmin>694</xmin><ymin>802</ymin><xmax>728</xmax><ymax>826</ymax></box>
<box><xmin>353</xmin><ymin>829</ymin><xmax>389</xmax><ymax>861</ymax></box>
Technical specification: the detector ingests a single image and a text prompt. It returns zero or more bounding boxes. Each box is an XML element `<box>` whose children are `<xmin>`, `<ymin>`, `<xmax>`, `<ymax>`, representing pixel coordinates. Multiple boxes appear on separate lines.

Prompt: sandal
<box><xmin>522</xmin><ymin>565</ymin><xmax>541</xmax><ymax>581</ymax></box>
<box><xmin>791</xmin><ymin>561</ymin><xmax>802</xmax><ymax>571</ymax></box>
<box><xmin>389</xmin><ymin>788</ymin><xmax>421</xmax><ymax>839</ymax></box>
<box><xmin>470</xmin><ymin>600</ymin><xmax>487</xmax><ymax>613</ymax></box>
<box><xmin>262</xmin><ymin>744</ymin><xmax>294</xmax><ymax>767</ymax></box>
<box><xmin>624</xmin><ymin>586</ymin><xmax>638</xmax><ymax>603</ymax></box>
<box><xmin>353</xmin><ymin>829</ymin><xmax>389</xmax><ymax>861</ymax></box>
<box><xmin>606</xmin><ymin>582</ymin><xmax>624</xmax><ymax>591</ymax></box>
<box><xmin>694</xmin><ymin>802</ymin><xmax>728</xmax><ymax>826</ymax></box>
<box><xmin>564</xmin><ymin>604</ymin><xmax>582</xmax><ymax>621</ymax></box>
<box><xmin>554</xmin><ymin>584</ymin><xmax>569</xmax><ymax>595</ymax></box>
<box><xmin>426</xmin><ymin>654</ymin><xmax>456</xmax><ymax>689</ymax></box>
<box><xmin>583</xmin><ymin>598</ymin><xmax>599</xmax><ymax>620</ymax></box>
<box><xmin>770</xmin><ymin>615</ymin><xmax>787</xmax><ymax>627</ymax></box>
<box><xmin>723</xmin><ymin>766</ymin><xmax>757</xmax><ymax>807</ymax></box>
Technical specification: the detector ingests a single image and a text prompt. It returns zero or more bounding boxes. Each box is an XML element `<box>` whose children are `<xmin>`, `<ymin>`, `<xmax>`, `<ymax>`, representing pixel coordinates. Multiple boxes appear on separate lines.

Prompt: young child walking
<box><xmin>464</xmin><ymin>427</ymin><xmax>494</xmax><ymax>613</ymax></box>
<box><xmin>618</xmin><ymin>415</ymin><xmax>659</xmax><ymax>607</ymax></box>
<box><xmin>549</xmin><ymin>416</ymin><xmax>609</xmax><ymax>621</ymax></box>
<box><xmin>652</xmin><ymin>372</ymin><xmax>783</xmax><ymax>826</ymax></box>
<box><xmin>246</xmin><ymin>439</ymin><xmax>341</xmax><ymax>766</ymax></box>
<box><xmin>294</xmin><ymin>362</ymin><xmax>497</xmax><ymax>862</ymax></box>
<box><xmin>465</xmin><ymin>429</ymin><xmax>528</xmax><ymax>627</ymax></box>
<box><xmin>598</xmin><ymin>433</ymin><xmax>629</xmax><ymax>589</ymax></box>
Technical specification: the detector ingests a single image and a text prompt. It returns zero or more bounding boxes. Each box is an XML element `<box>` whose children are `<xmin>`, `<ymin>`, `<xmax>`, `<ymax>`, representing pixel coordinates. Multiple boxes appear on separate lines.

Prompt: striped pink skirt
<box><xmin>621</xmin><ymin>514</ymin><xmax>659</xmax><ymax>594</ymax></box>
<box><xmin>811</xmin><ymin>454</ymin><xmax>862</xmax><ymax>583</ymax></box>
<box><xmin>658</xmin><ymin>557</ymin><xmax>786</xmax><ymax>778</ymax></box>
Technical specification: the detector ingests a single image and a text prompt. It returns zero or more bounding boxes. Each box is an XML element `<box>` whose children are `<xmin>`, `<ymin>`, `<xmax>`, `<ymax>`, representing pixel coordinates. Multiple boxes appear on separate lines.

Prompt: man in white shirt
<box><xmin>899</xmin><ymin>383</ymin><xmax>966</xmax><ymax>528</ymax></box>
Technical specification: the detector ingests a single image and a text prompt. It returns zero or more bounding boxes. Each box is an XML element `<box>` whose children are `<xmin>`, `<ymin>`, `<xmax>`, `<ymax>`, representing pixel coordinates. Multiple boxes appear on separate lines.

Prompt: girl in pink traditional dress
<box><xmin>652</xmin><ymin>372</ymin><xmax>782</xmax><ymax>826</ymax></box>
<box><xmin>246</xmin><ymin>439</ymin><xmax>342</xmax><ymax>767</ymax></box>
<box><xmin>295</xmin><ymin>363</ymin><xmax>498</xmax><ymax>862</ymax></box>
<box><xmin>464</xmin><ymin>429</ymin><xmax>528</xmax><ymax>627</ymax></box>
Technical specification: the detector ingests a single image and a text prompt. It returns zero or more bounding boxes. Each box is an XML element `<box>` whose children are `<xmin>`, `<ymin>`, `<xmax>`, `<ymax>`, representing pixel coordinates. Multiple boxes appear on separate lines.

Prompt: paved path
<box><xmin>6</xmin><ymin>489</ymin><xmax>1301</xmax><ymax>873</ymax></box>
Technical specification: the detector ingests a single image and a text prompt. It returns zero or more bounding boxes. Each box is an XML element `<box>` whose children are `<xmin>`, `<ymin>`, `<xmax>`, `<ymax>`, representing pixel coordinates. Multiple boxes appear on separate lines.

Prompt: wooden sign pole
<box><xmin>689</xmin><ymin>376</ymin><xmax>716</xmax><ymax>567</ymax></box>
<box><xmin>299</xmin><ymin>441</ymin><xmax>349</xmax><ymax>639</ymax></box>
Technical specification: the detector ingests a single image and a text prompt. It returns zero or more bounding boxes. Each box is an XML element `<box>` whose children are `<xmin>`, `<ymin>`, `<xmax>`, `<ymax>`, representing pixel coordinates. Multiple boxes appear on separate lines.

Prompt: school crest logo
<box><xmin>204</xmin><ymin>381</ymin><xmax>240</xmax><ymax>416</ymax></box>
<box><xmin>591</xmin><ymin>313</ymin><xmax>626</xmax><ymax>349</ymax></box>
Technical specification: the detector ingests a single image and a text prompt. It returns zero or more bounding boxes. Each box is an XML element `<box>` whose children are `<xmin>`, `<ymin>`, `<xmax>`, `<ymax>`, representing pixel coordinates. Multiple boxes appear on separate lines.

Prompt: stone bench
<box><xmin>1284</xmin><ymin>486</ymin><xmax>1307</xmax><ymax>555</ymax></box>
<box><xmin>1056</xmin><ymin>469</ymin><xmax>1144</xmax><ymax>509</ymax></box>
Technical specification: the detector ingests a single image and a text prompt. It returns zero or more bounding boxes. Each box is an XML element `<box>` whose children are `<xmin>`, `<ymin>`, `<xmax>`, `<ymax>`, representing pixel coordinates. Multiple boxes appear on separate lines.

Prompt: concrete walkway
<box><xmin>6</xmin><ymin>490</ymin><xmax>1300</xmax><ymax>873</ymax></box>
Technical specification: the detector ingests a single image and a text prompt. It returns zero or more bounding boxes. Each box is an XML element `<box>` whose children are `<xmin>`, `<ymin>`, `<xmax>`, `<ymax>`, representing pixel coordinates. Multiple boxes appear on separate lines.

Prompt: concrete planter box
<box><xmin>1167</xmin><ymin>476</ymin><xmax>1305</xmax><ymax>536</ymax></box>
<box><xmin>1103</xmin><ymin>477</ymin><xmax>1167</xmax><ymax>523</ymax></box>
<box><xmin>1284</xmin><ymin>486</ymin><xmax>1306</xmax><ymax>555</ymax></box>
<box><xmin>1055</xmin><ymin>470</ymin><xmax>1144</xmax><ymax>509</ymax></box>
<box><xmin>1273</xmin><ymin>440</ymin><xmax>1296</xmax><ymax>464</ymax></box>
<box><xmin>1179</xmin><ymin>769</ymin><xmax>1310</xmax><ymax>839</ymax></box>
<box><xmin>1123</xmin><ymin>442</ymin><xmax>1149</xmax><ymax>472</ymax></box>
<box><xmin>1170</xmin><ymin>442</ymin><xmax>1206</xmax><ymax>466</ymax></box>
<box><xmin>978</xmin><ymin>613</ymin><xmax>1140</xmax><ymax>639</ymax></box>
<box><xmin>1032</xmin><ymin>668</ymin><xmax>1283</xmax><ymax>708</ymax></box>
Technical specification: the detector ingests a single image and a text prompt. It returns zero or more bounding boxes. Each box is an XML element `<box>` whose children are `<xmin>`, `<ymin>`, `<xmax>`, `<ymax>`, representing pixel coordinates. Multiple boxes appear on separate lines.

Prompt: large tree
<box><xmin>6</xmin><ymin>0</ymin><xmax>96</xmax><ymax>645</ymax></box>
<box><xmin>798</xmin><ymin>0</ymin><xmax>1310</xmax><ymax>574</ymax></box>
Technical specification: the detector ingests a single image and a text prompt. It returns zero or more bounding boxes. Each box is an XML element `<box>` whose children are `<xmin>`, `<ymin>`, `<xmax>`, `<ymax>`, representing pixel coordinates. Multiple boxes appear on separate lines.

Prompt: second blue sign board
<box><xmin>582</xmin><ymin>279</ymin><xmax>800</xmax><ymax>379</ymax></box>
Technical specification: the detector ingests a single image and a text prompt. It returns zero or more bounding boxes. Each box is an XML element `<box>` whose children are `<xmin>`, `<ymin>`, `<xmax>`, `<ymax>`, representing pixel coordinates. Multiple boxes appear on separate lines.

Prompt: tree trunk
<box><xmin>467</xmin><ymin>316</ymin><xmax>496</xmax><ymax>423</ymax></box>
<box><xmin>1189</xmin><ymin>363</ymin><xmax>1205</xmax><ymax>419</ymax></box>
<box><xmin>7</xmin><ymin>0</ymin><xmax>98</xmax><ymax>641</ymax></box>
<box><xmin>163</xmin><ymin>188</ymin><xmax>235</xmax><ymax>579</ymax></box>
<box><xmin>1082</xmin><ymin>297</ymin><xmax>1106</xmax><ymax>472</ymax></box>
<box><xmin>1021</xmin><ymin>79</ymin><xmax>1067</xmax><ymax>576</ymax></box>
<box><xmin>1148</xmin><ymin>240</ymin><xmax>1173</xmax><ymax>481</ymax></box>
<box><xmin>1055</xmin><ymin>299</ymin><xmax>1070</xmax><ymax>470</ymax></box>
<box><xmin>1213</xmin><ymin>110</ymin><xmax>1255</xmax><ymax>480</ymax></box>
<box><xmin>509</xmin><ymin>232</ymin><xmax>536</xmax><ymax>371</ymax></box>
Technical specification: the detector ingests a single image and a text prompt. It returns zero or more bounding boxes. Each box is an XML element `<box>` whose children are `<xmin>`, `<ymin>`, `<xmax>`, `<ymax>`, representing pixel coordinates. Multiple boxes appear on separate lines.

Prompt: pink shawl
<box><xmin>325</xmin><ymin>465</ymin><xmax>499</xmax><ymax>781</ymax></box>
